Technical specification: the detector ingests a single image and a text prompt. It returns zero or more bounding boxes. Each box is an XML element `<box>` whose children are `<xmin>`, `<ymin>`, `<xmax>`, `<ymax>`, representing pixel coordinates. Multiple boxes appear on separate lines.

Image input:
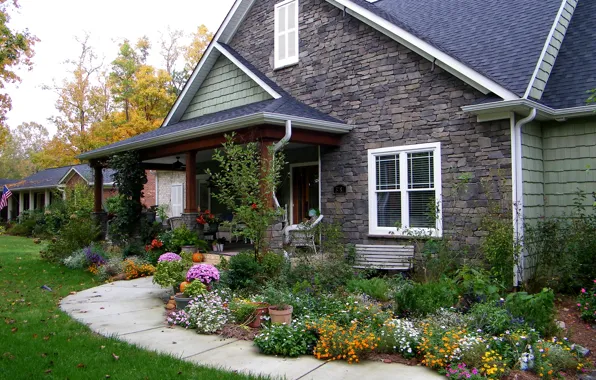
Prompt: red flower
<box><xmin>151</xmin><ymin>239</ymin><xmax>163</xmax><ymax>248</ymax></box>
<box><xmin>196</xmin><ymin>216</ymin><xmax>207</xmax><ymax>225</ymax></box>
<box><xmin>251</xmin><ymin>203</ymin><xmax>258</xmax><ymax>210</ymax></box>
<box><xmin>145</xmin><ymin>245</ymin><xmax>151</xmax><ymax>252</ymax></box>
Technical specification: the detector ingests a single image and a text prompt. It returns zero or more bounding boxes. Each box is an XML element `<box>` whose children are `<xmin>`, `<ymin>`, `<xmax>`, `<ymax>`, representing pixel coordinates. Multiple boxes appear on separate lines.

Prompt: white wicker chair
<box><xmin>284</xmin><ymin>215</ymin><xmax>324</xmax><ymax>254</ymax></box>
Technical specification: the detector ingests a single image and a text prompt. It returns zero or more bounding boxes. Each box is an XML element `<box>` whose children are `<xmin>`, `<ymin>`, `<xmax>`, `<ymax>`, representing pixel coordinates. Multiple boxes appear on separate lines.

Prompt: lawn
<box><xmin>0</xmin><ymin>236</ymin><xmax>267</xmax><ymax>380</ymax></box>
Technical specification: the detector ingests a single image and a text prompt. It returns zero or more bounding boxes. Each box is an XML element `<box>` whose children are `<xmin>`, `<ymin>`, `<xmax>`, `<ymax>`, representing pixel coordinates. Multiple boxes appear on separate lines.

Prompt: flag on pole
<box><xmin>0</xmin><ymin>185</ymin><xmax>12</xmax><ymax>210</ymax></box>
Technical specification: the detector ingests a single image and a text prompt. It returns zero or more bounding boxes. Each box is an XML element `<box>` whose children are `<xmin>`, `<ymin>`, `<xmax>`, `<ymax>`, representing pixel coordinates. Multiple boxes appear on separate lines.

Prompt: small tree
<box><xmin>207</xmin><ymin>134</ymin><xmax>285</xmax><ymax>260</ymax></box>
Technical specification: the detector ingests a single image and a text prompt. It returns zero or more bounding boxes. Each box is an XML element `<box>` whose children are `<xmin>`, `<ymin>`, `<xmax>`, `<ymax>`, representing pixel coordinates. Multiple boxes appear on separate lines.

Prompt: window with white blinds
<box><xmin>171</xmin><ymin>184</ymin><xmax>183</xmax><ymax>217</ymax></box>
<box><xmin>368</xmin><ymin>143</ymin><xmax>442</xmax><ymax>236</ymax></box>
<box><xmin>274</xmin><ymin>0</ymin><xmax>299</xmax><ymax>69</ymax></box>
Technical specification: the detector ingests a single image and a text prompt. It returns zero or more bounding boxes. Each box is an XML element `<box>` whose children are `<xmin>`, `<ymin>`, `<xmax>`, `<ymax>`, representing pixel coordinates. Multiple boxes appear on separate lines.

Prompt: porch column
<box><xmin>93</xmin><ymin>165</ymin><xmax>103</xmax><ymax>213</ymax></box>
<box><xmin>181</xmin><ymin>150</ymin><xmax>200</xmax><ymax>236</ymax></box>
<box><xmin>92</xmin><ymin>165</ymin><xmax>108</xmax><ymax>239</ymax></box>
<box><xmin>18</xmin><ymin>192</ymin><xmax>23</xmax><ymax>215</ymax></box>
<box><xmin>7</xmin><ymin>194</ymin><xmax>12</xmax><ymax>220</ymax></box>
<box><xmin>44</xmin><ymin>189</ymin><xmax>50</xmax><ymax>207</ymax></box>
<box><xmin>29</xmin><ymin>191</ymin><xmax>34</xmax><ymax>210</ymax></box>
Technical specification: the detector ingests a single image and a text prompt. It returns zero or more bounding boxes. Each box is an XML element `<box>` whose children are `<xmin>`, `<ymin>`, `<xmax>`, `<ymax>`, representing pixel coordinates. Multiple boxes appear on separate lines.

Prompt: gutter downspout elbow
<box><xmin>272</xmin><ymin>120</ymin><xmax>292</xmax><ymax>209</ymax></box>
<box><xmin>512</xmin><ymin>107</ymin><xmax>537</xmax><ymax>288</ymax></box>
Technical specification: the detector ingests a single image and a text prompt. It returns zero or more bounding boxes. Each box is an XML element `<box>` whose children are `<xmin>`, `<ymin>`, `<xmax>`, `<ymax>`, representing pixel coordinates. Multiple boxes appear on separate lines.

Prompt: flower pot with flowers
<box><xmin>264</xmin><ymin>284</ymin><xmax>293</xmax><ymax>325</ymax></box>
<box><xmin>196</xmin><ymin>208</ymin><xmax>219</xmax><ymax>240</ymax></box>
<box><xmin>153</xmin><ymin>252</ymin><xmax>186</xmax><ymax>293</ymax></box>
<box><xmin>144</xmin><ymin>238</ymin><xmax>165</xmax><ymax>264</ymax></box>
<box><xmin>174</xmin><ymin>280</ymin><xmax>207</xmax><ymax>309</ymax></box>
<box><xmin>175</xmin><ymin>264</ymin><xmax>221</xmax><ymax>309</ymax></box>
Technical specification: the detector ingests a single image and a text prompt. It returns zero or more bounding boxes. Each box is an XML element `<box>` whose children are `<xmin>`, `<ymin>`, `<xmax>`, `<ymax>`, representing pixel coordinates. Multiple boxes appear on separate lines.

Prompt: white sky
<box><xmin>5</xmin><ymin>0</ymin><xmax>235</xmax><ymax>135</ymax></box>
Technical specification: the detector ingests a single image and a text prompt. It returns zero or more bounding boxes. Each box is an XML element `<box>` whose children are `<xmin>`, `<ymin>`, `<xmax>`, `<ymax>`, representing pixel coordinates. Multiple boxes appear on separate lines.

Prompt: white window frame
<box><xmin>274</xmin><ymin>0</ymin><xmax>299</xmax><ymax>69</ymax></box>
<box><xmin>367</xmin><ymin>142</ymin><xmax>442</xmax><ymax>237</ymax></box>
<box><xmin>171</xmin><ymin>183</ymin><xmax>184</xmax><ymax>217</ymax></box>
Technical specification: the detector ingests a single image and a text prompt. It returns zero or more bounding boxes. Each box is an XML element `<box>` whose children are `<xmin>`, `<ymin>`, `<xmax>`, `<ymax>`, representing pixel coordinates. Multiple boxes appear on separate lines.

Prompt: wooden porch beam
<box><xmin>140</xmin><ymin>163</ymin><xmax>185</xmax><ymax>171</ymax></box>
<box><xmin>138</xmin><ymin>125</ymin><xmax>343</xmax><ymax>161</ymax></box>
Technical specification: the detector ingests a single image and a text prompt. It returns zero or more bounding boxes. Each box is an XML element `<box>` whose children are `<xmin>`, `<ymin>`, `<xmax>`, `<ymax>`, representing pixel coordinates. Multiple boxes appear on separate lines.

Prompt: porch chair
<box><xmin>168</xmin><ymin>217</ymin><xmax>184</xmax><ymax>230</ymax></box>
<box><xmin>284</xmin><ymin>214</ymin><xmax>324</xmax><ymax>254</ymax></box>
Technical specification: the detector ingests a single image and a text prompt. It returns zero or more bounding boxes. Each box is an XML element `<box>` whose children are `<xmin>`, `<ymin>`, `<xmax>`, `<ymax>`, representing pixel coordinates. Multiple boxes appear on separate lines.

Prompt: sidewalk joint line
<box><xmin>181</xmin><ymin>339</ymin><xmax>239</xmax><ymax>359</ymax></box>
<box><xmin>294</xmin><ymin>361</ymin><xmax>328</xmax><ymax>380</ymax></box>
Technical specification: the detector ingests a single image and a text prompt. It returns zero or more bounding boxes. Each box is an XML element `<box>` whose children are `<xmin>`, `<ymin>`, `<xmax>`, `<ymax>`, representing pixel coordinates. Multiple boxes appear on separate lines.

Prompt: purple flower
<box><xmin>85</xmin><ymin>246</ymin><xmax>105</xmax><ymax>266</ymax></box>
<box><xmin>158</xmin><ymin>252</ymin><xmax>182</xmax><ymax>262</ymax></box>
<box><xmin>186</xmin><ymin>264</ymin><xmax>220</xmax><ymax>284</ymax></box>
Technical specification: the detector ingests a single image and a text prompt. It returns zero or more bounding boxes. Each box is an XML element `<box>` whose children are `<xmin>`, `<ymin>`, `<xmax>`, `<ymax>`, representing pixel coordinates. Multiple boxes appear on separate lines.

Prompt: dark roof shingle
<box><xmin>9</xmin><ymin>164</ymin><xmax>114</xmax><ymax>190</ymax></box>
<box><xmin>350</xmin><ymin>0</ymin><xmax>562</xmax><ymax>97</ymax></box>
<box><xmin>541</xmin><ymin>0</ymin><xmax>596</xmax><ymax>108</ymax></box>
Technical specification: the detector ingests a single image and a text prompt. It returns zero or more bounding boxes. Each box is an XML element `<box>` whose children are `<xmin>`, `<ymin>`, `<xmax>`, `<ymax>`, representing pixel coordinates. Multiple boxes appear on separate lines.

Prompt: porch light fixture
<box><xmin>172</xmin><ymin>156</ymin><xmax>186</xmax><ymax>170</ymax></box>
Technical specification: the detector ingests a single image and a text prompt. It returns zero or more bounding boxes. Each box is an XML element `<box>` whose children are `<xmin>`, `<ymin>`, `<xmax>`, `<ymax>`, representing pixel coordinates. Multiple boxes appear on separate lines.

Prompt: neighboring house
<box><xmin>78</xmin><ymin>0</ymin><xmax>595</xmax><ymax>284</ymax></box>
<box><xmin>5</xmin><ymin>165</ymin><xmax>158</xmax><ymax>221</ymax></box>
<box><xmin>0</xmin><ymin>178</ymin><xmax>17</xmax><ymax>222</ymax></box>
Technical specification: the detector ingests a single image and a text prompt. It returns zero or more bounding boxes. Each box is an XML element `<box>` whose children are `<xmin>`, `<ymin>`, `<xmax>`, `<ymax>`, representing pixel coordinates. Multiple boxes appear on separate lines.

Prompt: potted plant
<box><xmin>174</xmin><ymin>280</ymin><xmax>207</xmax><ymax>310</ymax></box>
<box><xmin>230</xmin><ymin>299</ymin><xmax>269</xmax><ymax>328</ymax></box>
<box><xmin>156</xmin><ymin>204</ymin><xmax>169</xmax><ymax>228</ymax></box>
<box><xmin>185</xmin><ymin>263</ymin><xmax>220</xmax><ymax>290</ymax></box>
<box><xmin>152</xmin><ymin>252</ymin><xmax>185</xmax><ymax>293</ymax></box>
<box><xmin>171</xmin><ymin>225</ymin><xmax>203</xmax><ymax>254</ymax></box>
<box><xmin>264</xmin><ymin>285</ymin><xmax>293</xmax><ymax>325</ymax></box>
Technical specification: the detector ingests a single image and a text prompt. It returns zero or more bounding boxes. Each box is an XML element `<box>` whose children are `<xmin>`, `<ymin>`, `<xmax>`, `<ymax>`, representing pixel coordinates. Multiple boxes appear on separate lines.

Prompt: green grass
<box><xmin>0</xmin><ymin>236</ymin><xmax>267</xmax><ymax>380</ymax></box>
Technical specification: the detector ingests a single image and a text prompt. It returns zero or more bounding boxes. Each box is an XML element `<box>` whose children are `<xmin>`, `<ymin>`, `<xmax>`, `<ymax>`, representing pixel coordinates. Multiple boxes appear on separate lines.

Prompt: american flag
<box><xmin>0</xmin><ymin>185</ymin><xmax>12</xmax><ymax>210</ymax></box>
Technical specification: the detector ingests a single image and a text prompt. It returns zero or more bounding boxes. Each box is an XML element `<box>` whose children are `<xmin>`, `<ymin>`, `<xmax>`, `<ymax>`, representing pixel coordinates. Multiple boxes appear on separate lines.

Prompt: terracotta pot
<box><xmin>268</xmin><ymin>305</ymin><xmax>293</xmax><ymax>325</ymax></box>
<box><xmin>248</xmin><ymin>303</ymin><xmax>269</xmax><ymax>328</ymax></box>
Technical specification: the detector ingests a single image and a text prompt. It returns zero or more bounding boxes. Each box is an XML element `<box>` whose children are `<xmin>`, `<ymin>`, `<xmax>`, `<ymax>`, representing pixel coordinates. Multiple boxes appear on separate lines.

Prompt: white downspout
<box><xmin>511</xmin><ymin>108</ymin><xmax>537</xmax><ymax>287</ymax></box>
<box><xmin>272</xmin><ymin>120</ymin><xmax>292</xmax><ymax>209</ymax></box>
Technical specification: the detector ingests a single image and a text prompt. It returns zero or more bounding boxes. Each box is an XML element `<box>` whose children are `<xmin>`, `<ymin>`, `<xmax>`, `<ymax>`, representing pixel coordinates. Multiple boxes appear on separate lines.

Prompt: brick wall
<box><xmin>229</xmin><ymin>0</ymin><xmax>512</xmax><ymax>250</ymax></box>
<box><xmin>142</xmin><ymin>170</ymin><xmax>157</xmax><ymax>207</ymax></box>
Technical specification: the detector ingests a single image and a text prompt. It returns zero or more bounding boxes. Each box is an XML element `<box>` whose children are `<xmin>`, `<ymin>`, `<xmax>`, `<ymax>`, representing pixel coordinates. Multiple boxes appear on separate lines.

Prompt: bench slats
<box><xmin>353</xmin><ymin>244</ymin><xmax>414</xmax><ymax>271</ymax></box>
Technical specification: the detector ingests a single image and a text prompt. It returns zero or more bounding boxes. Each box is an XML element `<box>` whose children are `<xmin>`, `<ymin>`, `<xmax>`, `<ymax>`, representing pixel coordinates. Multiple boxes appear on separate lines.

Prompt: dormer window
<box><xmin>274</xmin><ymin>0</ymin><xmax>299</xmax><ymax>69</ymax></box>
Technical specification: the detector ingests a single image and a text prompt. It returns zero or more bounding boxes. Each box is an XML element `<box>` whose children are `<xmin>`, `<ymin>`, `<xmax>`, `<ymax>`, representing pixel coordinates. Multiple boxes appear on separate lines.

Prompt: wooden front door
<box><xmin>291</xmin><ymin>164</ymin><xmax>319</xmax><ymax>224</ymax></box>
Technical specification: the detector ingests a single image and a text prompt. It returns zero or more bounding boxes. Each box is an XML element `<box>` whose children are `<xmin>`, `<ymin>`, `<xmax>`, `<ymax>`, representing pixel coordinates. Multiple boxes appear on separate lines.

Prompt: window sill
<box><xmin>273</xmin><ymin>61</ymin><xmax>299</xmax><ymax>71</ymax></box>
<box><xmin>367</xmin><ymin>234</ymin><xmax>437</xmax><ymax>240</ymax></box>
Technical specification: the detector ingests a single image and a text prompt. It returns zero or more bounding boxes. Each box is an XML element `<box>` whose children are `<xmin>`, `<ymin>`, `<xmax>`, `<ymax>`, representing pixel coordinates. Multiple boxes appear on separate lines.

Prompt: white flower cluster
<box><xmin>382</xmin><ymin>319</ymin><xmax>421</xmax><ymax>357</ymax></box>
<box><xmin>450</xmin><ymin>334</ymin><xmax>485</xmax><ymax>362</ymax></box>
<box><xmin>185</xmin><ymin>292</ymin><xmax>230</xmax><ymax>334</ymax></box>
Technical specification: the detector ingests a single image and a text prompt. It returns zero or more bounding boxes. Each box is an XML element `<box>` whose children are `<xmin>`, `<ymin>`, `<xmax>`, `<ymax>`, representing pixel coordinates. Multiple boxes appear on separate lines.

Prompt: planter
<box><xmin>144</xmin><ymin>211</ymin><xmax>156</xmax><ymax>223</ymax></box>
<box><xmin>268</xmin><ymin>305</ymin><xmax>293</xmax><ymax>325</ymax></box>
<box><xmin>211</xmin><ymin>244</ymin><xmax>218</xmax><ymax>252</ymax></box>
<box><xmin>217</xmin><ymin>243</ymin><xmax>224</xmax><ymax>252</ymax></box>
<box><xmin>174</xmin><ymin>293</ymin><xmax>192</xmax><ymax>310</ymax></box>
<box><xmin>248</xmin><ymin>303</ymin><xmax>269</xmax><ymax>328</ymax></box>
<box><xmin>181</xmin><ymin>245</ymin><xmax>195</xmax><ymax>254</ymax></box>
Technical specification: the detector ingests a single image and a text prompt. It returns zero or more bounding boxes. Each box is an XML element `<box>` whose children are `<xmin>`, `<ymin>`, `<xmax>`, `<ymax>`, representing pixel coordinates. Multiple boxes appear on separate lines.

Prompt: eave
<box><xmin>462</xmin><ymin>99</ymin><xmax>596</xmax><ymax>122</ymax></box>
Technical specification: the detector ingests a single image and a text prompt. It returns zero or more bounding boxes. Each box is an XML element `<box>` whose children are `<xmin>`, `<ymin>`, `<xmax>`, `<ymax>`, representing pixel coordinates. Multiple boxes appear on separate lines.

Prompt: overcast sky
<box><xmin>6</xmin><ymin>0</ymin><xmax>235</xmax><ymax>135</ymax></box>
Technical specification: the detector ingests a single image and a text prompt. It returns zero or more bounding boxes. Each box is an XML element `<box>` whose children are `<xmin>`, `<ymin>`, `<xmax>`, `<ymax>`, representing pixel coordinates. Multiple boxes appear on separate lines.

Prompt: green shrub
<box><xmin>260</xmin><ymin>251</ymin><xmax>285</xmax><ymax>278</ymax></box>
<box><xmin>394</xmin><ymin>278</ymin><xmax>460</xmax><ymax>317</ymax></box>
<box><xmin>41</xmin><ymin>217</ymin><xmax>101</xmax><ymax>263</ymax></box>
<box><xmin>254</xmin><ymin>321</ymin><xmax>317</xmax><ymax>357</ymax></box>
<box><xmin>481</xmin><ymin>216</ymin><xmax>514</xmax><ymax>289</ymax></box>
<box><xmin>227</xmin><ymin>251</ymin><xmax>261</xmax><ymax>290</ymax></box>
<box><xmin>454</xmin><ymin>266</ymin><xmax>503</xmax><ymax>308</ymax></box>
<box><xmin>347</xmin><ymin>277</ymin><xmax>391</xmax><ymax>302</ymax></box>
<box><xmin>505</xmin><ymin>288</ymin><xmax>556</xmax><ymax>336</ymax></box>
<box><xmin>153</xmin><ymin>260</ymin><xmax>186</xmax><ymax>288</ymax></box>
<box><xmin>183</xmin><ymin>281</ymin><xmax>207</xmax><ymax>298</ymax></box>
<box><xmin>229</xmin><ymin>300</ymin><xmax>259</xmax><ymax>325</ymax></box>
<box><xmin>468</xmin><ymin>302</ymin><xmax>512</xmax><ymax>335</ymax></box>
<box><xmin>7</xmin><ymin>222</ymin><xmax>32</xmax><ymax>236</ymax></box>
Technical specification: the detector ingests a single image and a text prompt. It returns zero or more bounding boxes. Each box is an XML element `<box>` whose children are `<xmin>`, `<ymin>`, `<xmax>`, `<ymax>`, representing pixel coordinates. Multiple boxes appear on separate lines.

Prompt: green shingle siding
<box><xmin>522</xmin><ymin>118</ymin><xmax>596</xmax><ymax>220</ymax></box>
<box><xmin>181</xmin><ymin>55</ymin><xmax>272</xmax><ymax>120</ymax></box>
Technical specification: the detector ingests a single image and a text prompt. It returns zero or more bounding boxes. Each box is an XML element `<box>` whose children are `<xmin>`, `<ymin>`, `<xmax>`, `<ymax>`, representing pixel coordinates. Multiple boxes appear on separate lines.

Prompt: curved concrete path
<box><xmin>60</xmin><ymin>277</ymin><xmax>441</xmax><ymax>380</ymax></box>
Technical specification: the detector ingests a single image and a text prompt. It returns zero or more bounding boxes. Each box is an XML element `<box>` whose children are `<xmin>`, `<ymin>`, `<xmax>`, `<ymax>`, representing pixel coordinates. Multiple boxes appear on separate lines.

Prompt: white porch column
<box><xmin>18</xmin><ymin>192</ymin><xmax>24</xmax><ymax>215</ymax></box>
<box><xmin>29</xmin><ymin>191</ymin><xmax>34</xmax><ymax>210</ymax></box>
<box><xmin>45</xmin><ymin>189</ymin><xmax>50</xmax><ymax>207</ymax></box>
<box><xmin>7</xmin><ymin>195</ymin><xmax>12</xmax><ymax>220</ymax></box>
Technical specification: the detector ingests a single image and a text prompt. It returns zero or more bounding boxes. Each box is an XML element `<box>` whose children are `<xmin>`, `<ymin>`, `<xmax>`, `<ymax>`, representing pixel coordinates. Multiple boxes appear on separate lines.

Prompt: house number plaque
<box><xmin>333</xmin><ymin>185</ymin><xmax>347</xmax><ymax>194</ymax></box>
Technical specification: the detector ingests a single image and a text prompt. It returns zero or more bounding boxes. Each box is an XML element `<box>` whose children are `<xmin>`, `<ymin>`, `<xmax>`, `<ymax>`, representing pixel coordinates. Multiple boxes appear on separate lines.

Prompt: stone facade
<box><xmin>229</xmin><ymin>0</ymin><xmax>512</xmax><ymax>250</ymax></box>
<box><xmin>156</xmin><ymin>171</ymin><xmax>186</xmax><ymax>217</ymax></box>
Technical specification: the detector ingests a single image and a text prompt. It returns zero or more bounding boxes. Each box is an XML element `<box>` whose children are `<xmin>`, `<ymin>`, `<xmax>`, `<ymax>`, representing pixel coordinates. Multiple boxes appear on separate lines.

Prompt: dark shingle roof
<box><xmin>541</xmin><ymin>0</ymin><xmax>596</xmax><ymax>108</ymax></box>
<box><xmin>0</xmin><ymin>179</ymin><xmax>17</xmax><ymax>187</ymax></box>
<box><xmin>349</xmin><ymin>0</ymin><xmax>562</xmax><ymax>97</ymax></box>
<box><xmin>9</xmin><ymin>164</ymin><xmax>115</xmax><ymax>190</ymax></box>
<box><xmin>82</xmin><ymin>96</ymin><xmax>345</xmax><ymax>157</ymax></box>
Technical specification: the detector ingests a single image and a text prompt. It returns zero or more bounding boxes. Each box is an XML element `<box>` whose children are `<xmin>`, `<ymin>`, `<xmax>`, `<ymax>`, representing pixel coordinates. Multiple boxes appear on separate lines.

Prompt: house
<box><xmin>78</xmin><ymin>0</ymin><xmax>596</xmax><ymax>284</ymax></box>
<box><xmin>5</xmin><ymin>164</ymin><xmax>157</xmax><ymax>220</ymax></box>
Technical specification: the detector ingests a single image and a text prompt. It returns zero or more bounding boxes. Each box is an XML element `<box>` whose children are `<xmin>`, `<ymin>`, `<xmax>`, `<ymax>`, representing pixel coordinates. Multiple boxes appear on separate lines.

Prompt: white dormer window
<box><xmin>274</xmin><ymin>0</ymin><xmax>299</xmax><ymax>69</ymax></box>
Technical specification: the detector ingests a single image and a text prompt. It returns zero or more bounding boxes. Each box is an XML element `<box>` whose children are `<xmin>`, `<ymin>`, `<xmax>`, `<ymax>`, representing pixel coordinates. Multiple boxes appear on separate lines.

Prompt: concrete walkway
<box><xmin>60</xmin><ymin>277</ymin><xmax>441</xmax><ymax>380</ymax></box>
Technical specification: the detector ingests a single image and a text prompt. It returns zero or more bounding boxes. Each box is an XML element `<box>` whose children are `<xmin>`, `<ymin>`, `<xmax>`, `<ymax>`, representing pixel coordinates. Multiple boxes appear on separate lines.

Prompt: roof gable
<box><xmin>180</xmin><ymin>54</ymin><xmax>273</xmax><ymax>121</ymax></box>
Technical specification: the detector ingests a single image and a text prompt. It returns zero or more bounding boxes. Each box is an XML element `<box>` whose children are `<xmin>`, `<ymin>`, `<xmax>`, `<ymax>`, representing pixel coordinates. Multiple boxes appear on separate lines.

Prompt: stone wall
<box><xmin>229</xmin><ymin>0</ymin><xmax>512</xmax><ymax>250</ymax></box>
<box><xmin>156</xmin><ymin>171</ymin><xmax>186</xmax><ymax>217</ymax></box>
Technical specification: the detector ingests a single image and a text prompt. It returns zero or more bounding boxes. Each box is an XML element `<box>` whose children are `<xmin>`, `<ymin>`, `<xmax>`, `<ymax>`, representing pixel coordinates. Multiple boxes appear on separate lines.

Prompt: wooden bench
<box><xmin>353</xmin><ymin>244</ymin><xmax>415</xmax><ymax>270</ymax></box>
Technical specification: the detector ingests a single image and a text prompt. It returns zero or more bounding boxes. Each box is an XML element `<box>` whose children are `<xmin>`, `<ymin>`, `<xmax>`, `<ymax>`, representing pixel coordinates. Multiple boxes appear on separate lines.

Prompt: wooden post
<box><xmin>93</xmin><ymin>165</ymin><xmax>103</xmax><ymax>213</ymax></box>
<box><xmin>44</xmin><ymin>189</ymin><xmax>50</xmax><ymax>207</ymax></box>
<box><xmin>184</xmin><ymin>150</ymin><xmax>197</xmax><ymax>213</ymax></box>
